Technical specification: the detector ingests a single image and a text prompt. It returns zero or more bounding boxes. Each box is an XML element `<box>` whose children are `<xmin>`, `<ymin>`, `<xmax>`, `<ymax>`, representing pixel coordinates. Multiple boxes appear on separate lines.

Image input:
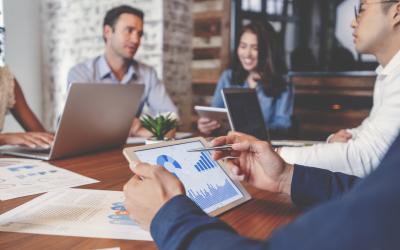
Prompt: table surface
<box><xmin>0</xmin><ymin>145</ymin><xmax>301</xmax><ymax>250</ymax></box>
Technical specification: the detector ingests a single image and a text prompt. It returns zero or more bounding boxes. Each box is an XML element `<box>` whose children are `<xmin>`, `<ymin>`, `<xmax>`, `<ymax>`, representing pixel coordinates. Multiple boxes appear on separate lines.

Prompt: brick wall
<box><xmin>163</xmin><ymin>0</ymin><xmax>193</xmax><ymax>129</ymax></box>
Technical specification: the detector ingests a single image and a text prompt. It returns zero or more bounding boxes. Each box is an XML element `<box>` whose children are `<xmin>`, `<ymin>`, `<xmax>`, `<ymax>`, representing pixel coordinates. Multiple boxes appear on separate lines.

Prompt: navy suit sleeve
<box><xmin>151</xmin><ymin>195</ymin><xmax>269</xmax><ymax>250</ymax></box>
<box><xmin>150</xmin><ymin>134</ymin><xmax>400</xmax><ymax>250</ymax></box>
<box><xmin>291</xmin><ymin>165</ymin><xmax>360</xmax><ymax>208</ymax></box>
<box><xmin>150</xmin><ymin>166</ymin><xmax>360</xmax><ymax>250</ymax></box>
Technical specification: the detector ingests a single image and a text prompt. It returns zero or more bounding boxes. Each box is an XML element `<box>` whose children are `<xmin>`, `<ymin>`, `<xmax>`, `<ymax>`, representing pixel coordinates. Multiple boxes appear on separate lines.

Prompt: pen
<box><xmin>187</xmin><ymin>144</ymin><xmax>233</xmax><ymax>152</ymax></box>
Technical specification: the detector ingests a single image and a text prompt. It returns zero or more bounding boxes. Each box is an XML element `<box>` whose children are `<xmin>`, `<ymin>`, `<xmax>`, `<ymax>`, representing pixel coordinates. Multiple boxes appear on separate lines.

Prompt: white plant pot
<box><xmin>145</xmin><ymin>138</ymin><xmax>165</xmax><ymax>145</ymax></box>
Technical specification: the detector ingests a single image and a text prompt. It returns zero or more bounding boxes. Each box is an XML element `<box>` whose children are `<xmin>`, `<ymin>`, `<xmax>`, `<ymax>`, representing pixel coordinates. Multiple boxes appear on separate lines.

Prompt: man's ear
<box><xmin>393</xmin><ymin>2</ymin><xmax>400</xmax><ymax>27</ymax></box>
<box><xmin>103</xmin><ymin>25</ymin><xmax>113</xmax><ymax>43</ymax></box>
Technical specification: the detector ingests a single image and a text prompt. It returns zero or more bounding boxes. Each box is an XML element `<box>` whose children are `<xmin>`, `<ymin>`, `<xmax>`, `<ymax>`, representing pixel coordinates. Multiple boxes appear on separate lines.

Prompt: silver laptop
<box><xmin>3</xmin><ymin>83</ymin><xmax>144</xmax><ymax>160</ymax></box>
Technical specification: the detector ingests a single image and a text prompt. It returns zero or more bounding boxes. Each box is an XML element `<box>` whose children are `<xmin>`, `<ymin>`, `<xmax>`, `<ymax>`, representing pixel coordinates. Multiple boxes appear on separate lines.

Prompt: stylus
<box><xmin>187</xmin><ymin>144</ymin><xmax>233</xmax><ymax>152</ymax></box>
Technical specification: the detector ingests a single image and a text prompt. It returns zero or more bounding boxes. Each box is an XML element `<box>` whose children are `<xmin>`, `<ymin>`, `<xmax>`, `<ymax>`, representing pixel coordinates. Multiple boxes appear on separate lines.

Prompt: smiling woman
<box><xmin>198</xmin><ymin>21</ymin><xmax>294</xmax><ymax>137</ymax></box>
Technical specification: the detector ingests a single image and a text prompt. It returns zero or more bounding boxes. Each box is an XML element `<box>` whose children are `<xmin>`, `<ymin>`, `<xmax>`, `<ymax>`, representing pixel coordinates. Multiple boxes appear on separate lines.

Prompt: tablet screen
<box><xmin>134</xmin><ymin>140</ymin><xmax>244</xmax><ymax>213</ymax></box>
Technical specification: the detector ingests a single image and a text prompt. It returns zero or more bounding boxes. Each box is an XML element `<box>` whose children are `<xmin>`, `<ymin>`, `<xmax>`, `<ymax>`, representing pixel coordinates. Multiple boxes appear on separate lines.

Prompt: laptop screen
<box><xmin>222</xmin><ymin>88</ymin><xmax>269</xmax><ymax>141</ymax></box>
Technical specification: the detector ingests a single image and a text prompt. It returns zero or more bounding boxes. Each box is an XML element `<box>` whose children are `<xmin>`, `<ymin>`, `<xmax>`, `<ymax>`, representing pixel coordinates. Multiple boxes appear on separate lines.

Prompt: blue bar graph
<box><xmin>194</xmin><ymin>152</ymin><xmax>216</xmax><ymax>172</ymax></box>
<box><xmin>187</xmin><ymin>180</ymin><xmax>240</xmax><ymax>210</ymax></box>
<box><xmin>199</xmin><ymin>160</ymin><xmax>207</xmax><ymax>170</ymax></box>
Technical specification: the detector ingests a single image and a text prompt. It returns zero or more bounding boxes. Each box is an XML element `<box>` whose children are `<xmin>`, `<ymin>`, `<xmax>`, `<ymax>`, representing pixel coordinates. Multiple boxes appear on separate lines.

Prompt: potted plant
<box><xmin>140</xmin><ymin>113</ymin><xmax>178</xmax><ymax>144</ymax></box>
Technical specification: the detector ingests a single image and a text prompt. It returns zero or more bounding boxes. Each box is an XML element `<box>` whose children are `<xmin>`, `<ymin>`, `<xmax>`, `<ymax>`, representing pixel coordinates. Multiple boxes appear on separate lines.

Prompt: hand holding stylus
<box><xmin>211</xmin><ymin>132</ymin><xmax>294</xmax><ymax>195</ymax></box>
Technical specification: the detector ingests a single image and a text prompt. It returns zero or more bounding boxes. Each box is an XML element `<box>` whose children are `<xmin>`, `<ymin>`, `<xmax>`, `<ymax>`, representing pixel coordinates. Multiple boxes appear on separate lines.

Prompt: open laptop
<box><xmin>2</xmin><ymin>83</ymin><xmax>144</xmax><ymax>160</ymax></box>
<box><xmin>221</xmin><ymin>88</ymin><xmax>270</xmax><ymax>141</ymax></box>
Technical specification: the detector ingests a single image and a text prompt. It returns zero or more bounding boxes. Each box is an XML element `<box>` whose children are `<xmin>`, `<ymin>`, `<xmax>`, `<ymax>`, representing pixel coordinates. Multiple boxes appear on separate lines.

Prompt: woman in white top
<box><xmin>0</xmin><ymin>67</ymin><xmax>53</xmax><ymax>147</ymax></box>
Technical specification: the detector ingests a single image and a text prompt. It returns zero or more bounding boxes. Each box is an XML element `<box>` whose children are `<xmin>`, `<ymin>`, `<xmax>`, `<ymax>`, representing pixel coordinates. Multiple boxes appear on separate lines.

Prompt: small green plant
<box><xmin>140</xmin><ymin>113</ymin><xmax>178</xmax><ymax>140</ymax></box>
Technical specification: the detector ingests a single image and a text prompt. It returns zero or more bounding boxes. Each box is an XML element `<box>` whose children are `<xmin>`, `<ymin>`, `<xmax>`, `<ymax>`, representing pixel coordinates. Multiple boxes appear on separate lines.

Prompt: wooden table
<box><xmin>0</xmin><ymin>146</ymin><xmax>301</xmax><ymax>250</ymax></box>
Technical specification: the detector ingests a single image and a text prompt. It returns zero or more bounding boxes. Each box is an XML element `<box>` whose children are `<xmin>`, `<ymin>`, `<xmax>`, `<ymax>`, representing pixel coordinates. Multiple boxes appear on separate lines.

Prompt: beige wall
<box><xmin>3</xmin><ymin>0</ymin><xmax>42</xmax><ymax>132</ymax></box>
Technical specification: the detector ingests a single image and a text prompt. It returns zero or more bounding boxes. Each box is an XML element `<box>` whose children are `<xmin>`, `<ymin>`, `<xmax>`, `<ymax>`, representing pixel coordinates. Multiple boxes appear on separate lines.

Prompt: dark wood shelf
<box><xmin>194</xmin><ymin>10</ymin><xmax>223</xmax><ymax>22</ymax></box>
<box><xmin>290</xmin><ymin>72</ymin><xmax>375</xmax><ymax>139</ymax></box>
<box><xmin>192</xmin><ymin>78</ymin><xmax>219</xmax><ymax>85</ymax></box>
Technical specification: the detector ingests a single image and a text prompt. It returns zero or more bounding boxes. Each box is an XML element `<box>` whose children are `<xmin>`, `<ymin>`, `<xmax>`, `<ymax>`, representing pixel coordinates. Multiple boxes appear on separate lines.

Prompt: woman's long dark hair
<box><xmin>231</xmin><ymin>22</ymin><xmax>288</xmax><ymax>97</ymax></box>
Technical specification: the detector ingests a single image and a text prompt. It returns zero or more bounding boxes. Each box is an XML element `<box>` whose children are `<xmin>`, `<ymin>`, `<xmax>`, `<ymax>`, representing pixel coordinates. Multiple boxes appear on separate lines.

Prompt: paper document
<box><xmin>0</xmin><ymin>158</ymin><xmax>98</xmax><ymax>200</ymax></box>
<box><xmin>0</xmin><ymin>188</ymin><xmax>152</xmax><ymax>241</ymax></box>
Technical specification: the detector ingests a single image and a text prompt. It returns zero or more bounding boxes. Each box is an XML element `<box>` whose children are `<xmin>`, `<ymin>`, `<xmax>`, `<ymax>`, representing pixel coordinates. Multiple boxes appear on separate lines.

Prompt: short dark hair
<box><xmin>103</xmin><ymin>5</ymin><xmax>144</xmax><ymax>29</ymax></box>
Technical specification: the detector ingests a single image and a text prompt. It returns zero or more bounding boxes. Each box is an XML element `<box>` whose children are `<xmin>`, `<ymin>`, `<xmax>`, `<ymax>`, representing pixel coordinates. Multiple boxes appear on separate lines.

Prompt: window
<box><xmin>240</xmin><ymin>0</ymin><xmax>295</xmax><ymax>19</ymax></box>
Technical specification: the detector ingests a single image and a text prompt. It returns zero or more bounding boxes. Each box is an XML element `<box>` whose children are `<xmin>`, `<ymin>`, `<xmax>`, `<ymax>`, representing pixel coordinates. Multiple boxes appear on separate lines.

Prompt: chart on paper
<box><xmin>0</xmin><ymin>189</ymin><xmax>152</xmax><ymax>241</ymax></box>
<box><xmin>135</xmin><ymin>141</ymin><xmax>244</xmax><ymax>213</ymax></box>
<box><xmin>0</xmin><ymin>158</ymin><xmax>98</xmax><ymax>200</ymax></box>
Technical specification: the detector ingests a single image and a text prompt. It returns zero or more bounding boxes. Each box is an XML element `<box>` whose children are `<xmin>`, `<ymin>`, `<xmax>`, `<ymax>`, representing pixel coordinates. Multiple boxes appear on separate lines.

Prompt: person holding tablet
<box><xmin>0</xmin><ymin>67</ymin><xmax>53</xmax><ymax>147</ymax></box>
<box><xmin>123</xmin><ymin>131</ymin><xmax>400</xmax><ymax>249</ymax></box>
<box><xmin>198</xmin><ymin>22</ymin><xmax>293</xmax><ymax>136</ymax></box>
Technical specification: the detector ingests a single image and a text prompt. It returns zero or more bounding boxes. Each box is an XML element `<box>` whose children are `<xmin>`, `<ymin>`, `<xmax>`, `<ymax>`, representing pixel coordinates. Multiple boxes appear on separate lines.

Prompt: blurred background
<box><xmin>1</xmin><ymin>0</ymin><xmax>375</xmax><ymax>140</ymax></box>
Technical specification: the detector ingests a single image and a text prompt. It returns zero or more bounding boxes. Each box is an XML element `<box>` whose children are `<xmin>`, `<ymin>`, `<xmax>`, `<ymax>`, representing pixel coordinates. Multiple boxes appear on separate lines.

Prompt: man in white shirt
<box><xmin>279</xmin><ymin>0</ymin><xmax>400</xmax><ymax>177</ymax></box>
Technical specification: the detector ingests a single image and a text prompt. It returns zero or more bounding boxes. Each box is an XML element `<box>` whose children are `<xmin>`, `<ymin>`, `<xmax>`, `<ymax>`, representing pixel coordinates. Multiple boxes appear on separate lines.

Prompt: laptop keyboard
<box><xmin>9</xmin><ymin>146</ymin><xmax>51</xmax><ymax>154</ymax></box>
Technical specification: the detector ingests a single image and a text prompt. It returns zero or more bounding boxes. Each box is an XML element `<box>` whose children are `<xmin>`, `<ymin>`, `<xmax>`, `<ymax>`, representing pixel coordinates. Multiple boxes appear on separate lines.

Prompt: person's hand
<box><xmin>0</xmin><ymin>132</ymin><xmax>54</xmax><ymax>148</ymax></box>
<box><xmin>197</xmin><ymin>117</ymin><xmax>220</xmax><ymax>135</ymax></box>
<box><xmin>164</xmin><ymin>128</ymin><xmax>176</xmax><ymax>140</ymax></box>
<box><xmin>123</xmin><ymin>161</ymin><xmax>185</xmax><ymax>231</ymax></box>
<box><xmin>129</xmin><ymin>118</ymin><xmax>152</xmax><ymax>137</ymax></box>
<box><xmin>327</xmin><ymin>129</ymin><xmax>352</xmax><ymax>143</ymax></box>
<box><xmin>211</xmin><ymin>132</ymin><xmax>293</xmax><ymax>195</ymax></box>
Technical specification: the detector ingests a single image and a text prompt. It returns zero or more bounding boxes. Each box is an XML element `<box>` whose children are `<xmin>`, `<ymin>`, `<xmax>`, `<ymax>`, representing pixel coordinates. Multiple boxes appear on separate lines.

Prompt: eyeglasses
<box><xmin>354</xmin><ymin>1</ymin><xmax>399</xmax><ymax>20</ymax></box>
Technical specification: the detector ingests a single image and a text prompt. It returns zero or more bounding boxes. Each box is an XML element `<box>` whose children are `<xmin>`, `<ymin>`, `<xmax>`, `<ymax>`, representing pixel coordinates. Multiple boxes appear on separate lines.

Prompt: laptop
<box><xmin>221</xmin><ymin>88</ymin><xmax>270</xmax><ymax>141</ymax></box>
<box><xmin>3</xmin><ymin>83</ymin><xmax>144</xmax><ymax>160</ymax></box>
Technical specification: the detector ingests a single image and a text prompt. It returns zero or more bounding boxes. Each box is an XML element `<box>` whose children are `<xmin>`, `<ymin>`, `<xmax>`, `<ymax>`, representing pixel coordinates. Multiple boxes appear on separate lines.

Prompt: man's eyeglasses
<box><xmin>354</xmin><ymin>1</ymin><xmax>399</xmax><ymax>20</ymax></box>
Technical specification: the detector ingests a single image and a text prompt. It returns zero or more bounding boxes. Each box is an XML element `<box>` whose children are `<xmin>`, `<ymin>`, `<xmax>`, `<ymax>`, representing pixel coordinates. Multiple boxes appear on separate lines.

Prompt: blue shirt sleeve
<box><xmin>67</xmin><ymin>63</ymin><xmax>93</xmax><ymax>90</ymax></box>
<box><xmin>144</xmin><ymin>67</ymin><xmax>178</xmax><ymax>115</ymax></box>
<box><xmin>211</xmin><ymin>70</ymin><xmax>231</xmax><ymax>108</ymax></box>
<box><xmin>269</xmin><ymin>81</ymin><xmax>294</xmax><ymax>130</ymax></box>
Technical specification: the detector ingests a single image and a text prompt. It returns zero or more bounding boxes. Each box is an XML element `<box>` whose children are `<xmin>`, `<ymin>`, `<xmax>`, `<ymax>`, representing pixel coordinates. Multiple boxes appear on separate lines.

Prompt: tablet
<box><xmin>222</xmin><ymin>88</ymin><xmax>270</xmax><ymax>141</ymax></box>
<box><xmin>123</xmin><ymin>137</ymin><xmax>251</xmax><ymax>216</ymax></box>
<box><xmin>194</xmin><ymin>106</ymin><xmax>230</xmax><ymax>131</ymax></box>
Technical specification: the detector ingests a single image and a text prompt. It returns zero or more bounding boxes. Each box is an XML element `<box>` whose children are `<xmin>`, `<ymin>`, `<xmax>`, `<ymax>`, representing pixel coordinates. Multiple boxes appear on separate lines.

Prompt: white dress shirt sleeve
<box><xmin>280</xmin><ymin>72</ymin><xmax>400</xmax><ymax>177</ymax></box>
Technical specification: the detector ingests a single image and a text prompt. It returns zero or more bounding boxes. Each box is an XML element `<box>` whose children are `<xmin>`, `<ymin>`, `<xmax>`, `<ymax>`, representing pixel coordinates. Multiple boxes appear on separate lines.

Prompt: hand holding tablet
<box><xmin>123</xmin><ymin>137</ymin><xmax>251</xmax><ymax>216</ymax></box>
<box><xmin>195</xmin><ymin>106</ymin><xmax>230</xmax><ymax>135</ymax></box>
<box><xmin>123</xmin><ymin>161</ymin><xmax>186</xmax><ymax>230</ymax></box>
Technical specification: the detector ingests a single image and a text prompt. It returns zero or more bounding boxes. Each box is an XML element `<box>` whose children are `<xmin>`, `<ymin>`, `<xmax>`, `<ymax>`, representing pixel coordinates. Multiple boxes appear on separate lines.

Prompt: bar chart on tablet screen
<box><xmin>135</xmin><ymin>141</ymin><xmax>244</xmax><ymax>213</ymax></box>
